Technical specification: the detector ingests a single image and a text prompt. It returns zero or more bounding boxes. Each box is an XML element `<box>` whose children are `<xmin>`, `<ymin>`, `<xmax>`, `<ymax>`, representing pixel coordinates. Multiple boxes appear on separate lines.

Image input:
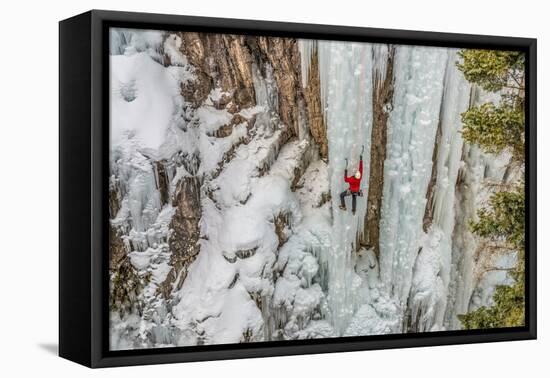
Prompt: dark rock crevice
<box><xmin>160</xmin><ymin>175</ymin><xmax>202</xmax><ymax>299</ymax></box>
<box><xmin>249</xmin><ymin>37</ymin><xmax>302</xmax><ymax>136</ymax></box>
<box><xmin>422</xmin><ymin>102</ymin><xmax>444</xmax><ymax>233</ymax></box>
<box><xmin>110</xmin><ymin>223</ymin><xmax>143</xmax><ymax>317</ymax></box>
<box><xmin>303</xmin><ymin>45</ymin><xmax>328</xmax><ymax>160</ymax></box>
<box><xmin>361</xmin><ymin>46</ymin><xmax>395</xmax><ymax>257</ymax></box>
<box><xmin>422</xmin><ymin>59</ymin><xmax>451</xmax><ymax>233</ymax></box>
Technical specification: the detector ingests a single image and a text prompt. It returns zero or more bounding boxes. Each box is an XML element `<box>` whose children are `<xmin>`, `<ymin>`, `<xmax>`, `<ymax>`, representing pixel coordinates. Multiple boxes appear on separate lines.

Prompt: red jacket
<box><xmin>344</xmin><ymin>160</ymin><xmax>363</xmax><ymax>193</ymax></box>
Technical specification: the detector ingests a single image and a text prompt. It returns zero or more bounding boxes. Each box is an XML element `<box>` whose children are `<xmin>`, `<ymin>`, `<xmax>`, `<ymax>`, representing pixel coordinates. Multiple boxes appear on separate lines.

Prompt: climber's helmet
<box><xmin>355</xmin><ymin>171</ymin><xmax>361</xmax><ymax>180</ymax></box>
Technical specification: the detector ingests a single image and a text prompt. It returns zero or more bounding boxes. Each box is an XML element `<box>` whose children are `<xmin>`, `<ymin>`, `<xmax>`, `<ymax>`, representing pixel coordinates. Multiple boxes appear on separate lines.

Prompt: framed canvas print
<box><xmin>59</xmin><ymin>10</ymin><xmax>536</xmax><ymax>368</ymax></box>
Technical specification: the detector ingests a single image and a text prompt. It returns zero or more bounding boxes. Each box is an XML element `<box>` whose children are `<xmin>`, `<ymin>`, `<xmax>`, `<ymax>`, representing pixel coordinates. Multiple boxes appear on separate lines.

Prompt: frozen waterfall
<box><xmin>316</xmin><ymin>41</ymin><xmax>374</xmax><ymax>335</ymax></box>
<box><xmin>378</xmin><ymin>46</ymin><xmax>449</xmax><ymax>321</ymax></box>
<box><xmin>301</xmin><ymin>42</ymin><xmax>489</xmax><ymax>335</ymax></box>
<box><xmin>406</xmin><ymin>49</ymin><xmax>472</xmax><ymax>332</ymax></box>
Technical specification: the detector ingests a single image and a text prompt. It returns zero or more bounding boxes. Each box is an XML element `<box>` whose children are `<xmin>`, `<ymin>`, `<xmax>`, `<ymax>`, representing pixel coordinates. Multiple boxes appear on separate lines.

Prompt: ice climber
<box><xmin>339</xmin><ymin>152</ymin><xmax>364</xmax><ymax>215</ymax></box>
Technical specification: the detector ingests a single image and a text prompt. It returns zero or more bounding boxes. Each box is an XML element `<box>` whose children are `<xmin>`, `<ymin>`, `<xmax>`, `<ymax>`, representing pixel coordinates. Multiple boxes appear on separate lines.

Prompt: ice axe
<box><xmin>345</xmin><ymin>158</ymin><xmax>348</xmax><ymax>170</ymax></box>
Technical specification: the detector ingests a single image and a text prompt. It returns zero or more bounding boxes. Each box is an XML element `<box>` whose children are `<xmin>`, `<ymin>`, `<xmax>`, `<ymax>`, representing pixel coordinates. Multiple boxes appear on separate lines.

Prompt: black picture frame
<box><xmin>59</xmin><ymin>9</ymin><xmax>537</xmax><ymax>368</ymax></box>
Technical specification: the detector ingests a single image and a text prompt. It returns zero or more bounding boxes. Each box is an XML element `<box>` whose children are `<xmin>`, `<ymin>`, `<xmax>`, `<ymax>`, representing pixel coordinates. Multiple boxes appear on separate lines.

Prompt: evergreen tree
<box><xmin>457</xmin><ymin>50</ymin><xmax>525</xmax><ymax>92</ymax></box>
<box><xmin>471</xmin><ymin>189</ymin><xmax>525</xmax><ymax>253</ymax></box>
<box><xmin>458</xmin><ymin>49</ymin><xmax>525</xmax><ymax>162</ymax></box>
<box><xmin>458</xmin><ymin>270</ymin><xmax>525</xmax><ymax>328</ymax></box>
<box><xmin>461</xmin><ymin>103</ymin><xmax>524</xmax><ymax>160</ymax></box>
<box><xmin>456</xmin><ymin>49</ymin><xmax>526</xmax><ymax>329</ymax></box>
<box><xmin>458</xmin><ymin>188</ymin><xmax>525</xmax><ymax>329</ymax></box>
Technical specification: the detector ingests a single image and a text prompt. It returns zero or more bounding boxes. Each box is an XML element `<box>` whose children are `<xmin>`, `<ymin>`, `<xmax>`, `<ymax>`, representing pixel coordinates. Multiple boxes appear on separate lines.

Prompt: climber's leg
<box><xmin>352</xmin><ymin>193</ymin><xmax>357</xmax><ymax>214</ymax></box>
<box><xmin>340</xmin><ymin>190</ymin><xmax>349</xmax><ymax>210</ymax></box>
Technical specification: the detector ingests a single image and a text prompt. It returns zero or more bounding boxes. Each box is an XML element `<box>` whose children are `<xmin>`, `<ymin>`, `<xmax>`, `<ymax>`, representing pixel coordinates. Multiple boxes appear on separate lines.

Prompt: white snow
<box><xmin>110</xmin><ymin>50</ymin><xmax>193</xmax><ymax>155</ymax></box>
<box><xmin>195</xmin><ymin>105</ymin><xmax>233</xmax><ymax>134</ymax></box>
<box><xmin>109</xmin><ymin>28</ymin><xmax>164</xmax><ymax>57</ymax></box>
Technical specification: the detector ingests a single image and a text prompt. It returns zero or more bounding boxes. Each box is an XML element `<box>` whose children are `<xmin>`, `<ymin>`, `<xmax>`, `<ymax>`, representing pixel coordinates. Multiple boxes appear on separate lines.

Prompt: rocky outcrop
<box><xmin>303</xmin><ymin>47</ymin><xmax>328</xmax><ymax>159</ymax></box>
<box><xmin>177</xmin><ymin>32</ymin><xmax>256</xmax><ymax>110</ymax></box>
<box><xmin>155</xmin><ymin>33</ymin><xmax>263</xmax><ymax>300</ymax></box>
<box><xmin>253</xmin><ymin>37</ymin><xmax>302</xmax><ymax>136</ymax></box>
<box><xmin>110</xmin><ymin>224</ymin><xmax>142</xmax><ymax>316</ymax></box>
<box><xmin>110</xmin><ymin>255</ymin><xmax>143</xmax><ymax>317</ymax></box>
<box><xmin>155</xmin><ymin>161</ymin><xmax>171</xmax><ymax>206</ymax></box>
<box><xmin>361</xmin><ymin>46</ymin><xmax>395</xmax><ymax>257</ymax></box>
<box><xmin>160</xmin><ymin>176</ymin><xmax>202</xmax><ymax>298</ymax></box>
<box><xmin>273</xmin><ymin>212</ymin><xmax>291</xmax><ymax>248</ymax></box>
<box><xmin>109</xmin><ymin>223</ymin><xmax>126</xmax><ymax>269</ymax></box>
<box><xmin>108</xmin><ymin>178</ymin><xmax>121</xmax><ymax>219</ymax></box>
<box><xmin>108</xmin><ymin>178</ymin><xmax>143</xmax><ymax>316</ymax></box>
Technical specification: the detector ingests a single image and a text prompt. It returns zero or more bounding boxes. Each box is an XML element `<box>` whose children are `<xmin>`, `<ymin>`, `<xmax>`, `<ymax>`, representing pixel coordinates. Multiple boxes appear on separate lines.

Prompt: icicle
<box><xmin>372</xmin><ymin>44</ymin><xmax>390</xmax><ymax>85</ymax></box>
<box><xmin>252</xmin><ymin>62</ymin><xmax>279</xmax><ymax>134</ymax></box>
<box><xmin>432</xmin><ymin>49</ymin><xmax>472</xmax><ymax>232</ymax></box>
<box><xmin>317</xmin><ymin>41</ymin><xmax>332</xmax><ymax>127</ymax></box>
<box><xmin>298</xmin><ymin>39</ymin><xmax>315</xmax><ymax>88</ymax></box>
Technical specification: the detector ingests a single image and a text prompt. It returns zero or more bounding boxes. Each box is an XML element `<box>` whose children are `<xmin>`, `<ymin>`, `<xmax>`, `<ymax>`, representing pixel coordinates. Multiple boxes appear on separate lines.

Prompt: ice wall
<box><xmin>109</xmin><ymin>28</ymin><xmax>166</xmax><ymax>63</ymax></box>
<box><xmin>443</xmin><ymin>87</ymin><xmax>517</xmax><ymax>329</ymax></box>
<box><xmin>378</xmin><ymin>46</ymin><xmax>449</xmax><ymax>323</ymax></box>
<box><xmin>316</xmin><ymin>41</ymin><xmax>374</xmax><ymax>335</ymax></box>
<box><xmin>298</xmin><ymin>39</ymin><xmax>315</xmax><ymax>88</ymax></box>
<box><xmin>407</xmin><ymin>49</ymin><xmax>472</xmax><ymax>332</ymax></box>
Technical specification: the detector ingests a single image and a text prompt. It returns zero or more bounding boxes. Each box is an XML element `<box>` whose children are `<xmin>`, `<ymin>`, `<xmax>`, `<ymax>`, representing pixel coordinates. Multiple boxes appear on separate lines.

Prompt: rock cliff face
<box><xmin>253</xmin><ymin>37</ymin><xmax>303</xmax><ymax>135</ymax></box>
<box><xmin>109</xmin><ymin>29</ymin><xmax>332</xmax><ymax>348</ymax></box>
<box><xmin>177</xmin><ymin>32</ymin><xmax>256</xmax><ymax>109</ymax></box>
<box><xmin>160</xmin><ymin>176</ymin><xmax>201</xmax><ymax>297</ymax></box>
<box><xmin>153</xmin><ymin>32</ymin><xmax>316</xmax><ymax>304</ymax></box>
<box><xmin>175</xmin><ymin>33</ymin><xmax>308</xmax><ymax>135</ymax></box>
